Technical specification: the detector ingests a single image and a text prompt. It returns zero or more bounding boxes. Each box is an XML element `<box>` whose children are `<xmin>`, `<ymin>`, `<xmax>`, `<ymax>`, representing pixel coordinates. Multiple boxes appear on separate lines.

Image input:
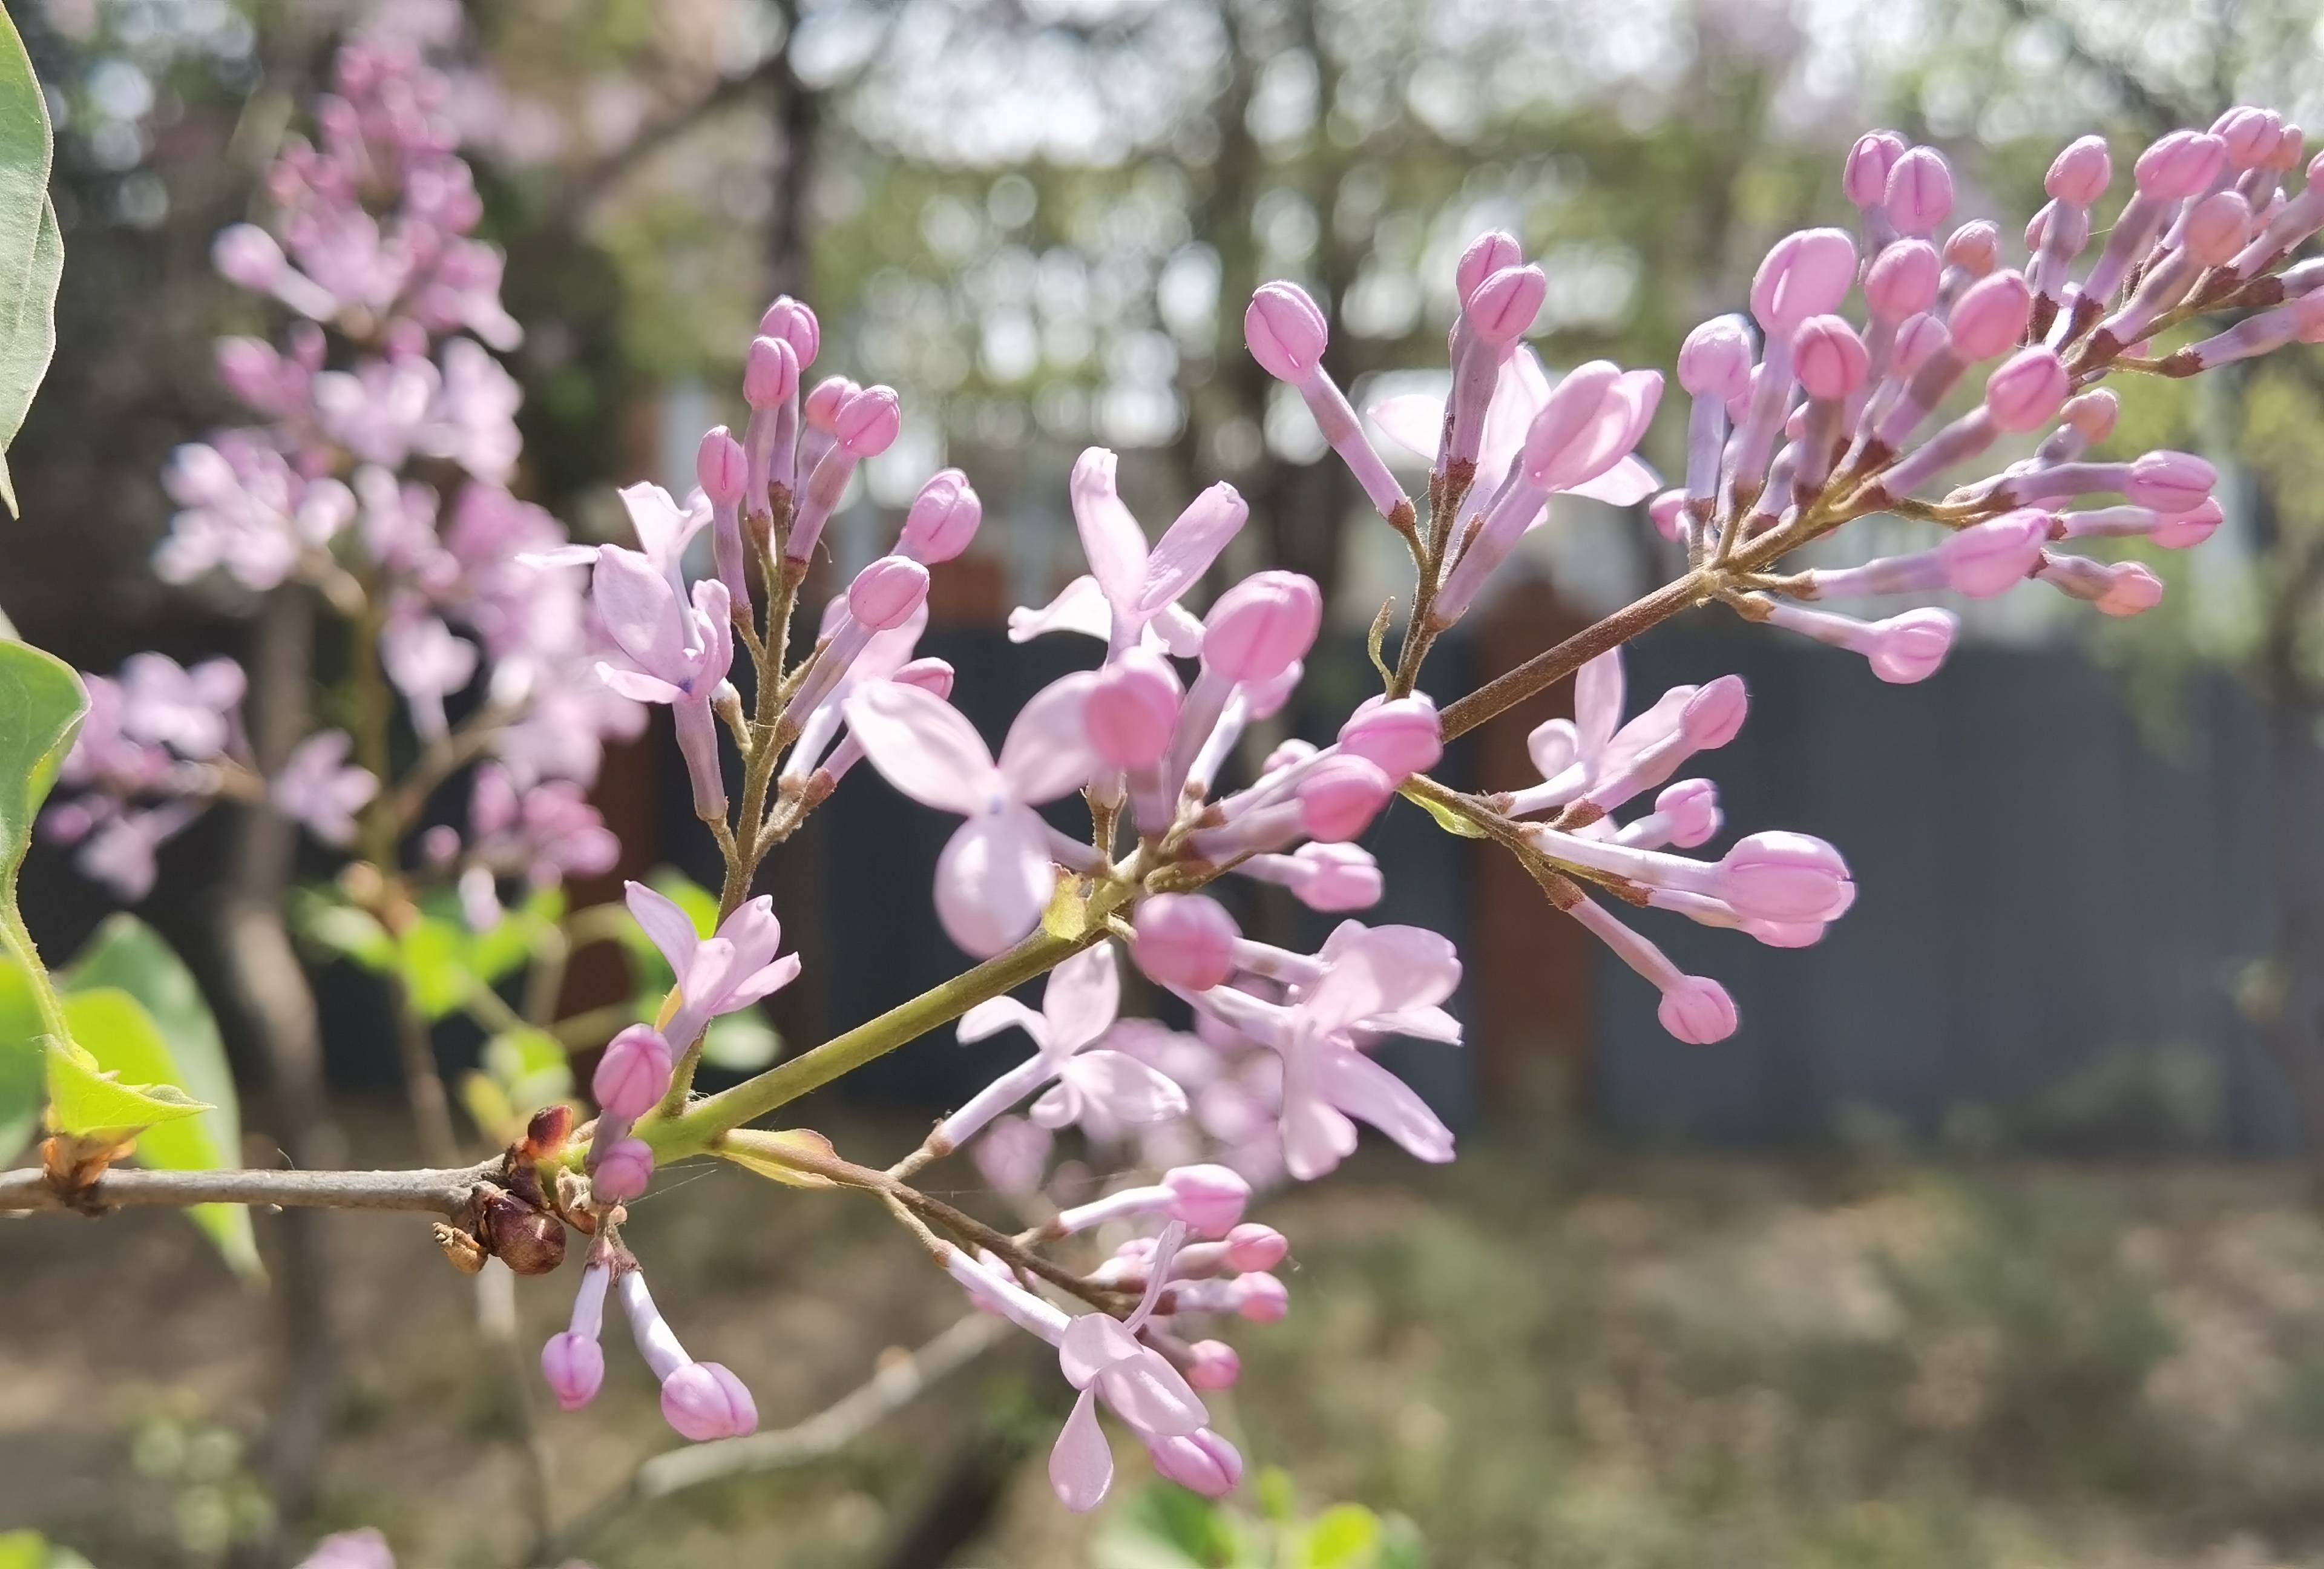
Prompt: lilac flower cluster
<box><xmin>509</xmin><ymin>105</ymin><xmax>2324</xmax><ymax>1516</ymax></box>
<box><xmin>48</xmin><ymin>42</ymin><xmax>636</xmax><ymax>910</ymax></box>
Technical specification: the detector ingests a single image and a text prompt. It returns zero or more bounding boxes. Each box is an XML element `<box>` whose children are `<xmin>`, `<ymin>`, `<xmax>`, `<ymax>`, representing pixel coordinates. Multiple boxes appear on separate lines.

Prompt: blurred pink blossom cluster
<box><xmin>53</xmin><ymin>41</ymin><xmax>637</xmax><ymax>909</ymax></box>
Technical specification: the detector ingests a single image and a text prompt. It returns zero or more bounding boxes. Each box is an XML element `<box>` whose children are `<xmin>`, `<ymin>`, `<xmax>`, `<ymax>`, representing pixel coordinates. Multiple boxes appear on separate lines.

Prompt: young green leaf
<box><xmin>64</xmin><ymin>917</ymin><xmax>259</xmax><ymax>1278</ymax></box>
<box><xmin>1403</xmin><ymin>786</ymin><xmax>1488</xmax><ymax>840</ymax></box>
<box><xmin>0</xmin><ymin>956</ymin><xmax>41</xmax><ymax>1160</ymax></box>
<box><xmin>701</xmin><ymin>1008</ymin><xmax>780</xmax><ymax>1071</ymax></box>
<box><xmin>0</xmin><ymin>640</ymin><xmax>88</xmax><ymax>1053</ymax></box>
<box><xmin>0</xmin><ymin>8</ymin><xmax>60</xmax><ymax>517</ymax></box>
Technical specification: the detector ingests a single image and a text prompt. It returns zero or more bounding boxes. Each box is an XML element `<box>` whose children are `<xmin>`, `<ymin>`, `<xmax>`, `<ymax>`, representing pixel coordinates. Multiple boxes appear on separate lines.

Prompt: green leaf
<box><xmin>468</xmin><ymin>885</ymin><xmax>564</xmax><ymax>984</ymax></box>
<box><xmin>0</xmin><ymin>7</ymin><xmax>59</xmax><ymax>517</ymax></box>
<box><xmin>65</xmin><ymin>916</ymin><xmax>258</xmax><ymax>1278</ymax></box>
<box><xmin>289</xmin><ymin>889</ymin><xmax>396</xmax><ymax>971</ymax></box>
<box><xmin>0</xmin><ymin>955</ymin><xmax>41</xmax><ymax>1159</ymax></box>
<box><xmin>397</xmin><ymin>915</ymin><xmax>472</xmax><ymax>1021</ymax></box>
<box><xmin>0</xmin><ymin>1531</ymin><xmax>46</xmax><ymax>1569</ymax></box>
<box><xmin>1294</xmin><ymin>1504</ymin><xmax>1382</xmax><ymax>1569</ymax></box>
<box><xmin>701</xmin><ymin>1008</ymin><xmax>779</xmax><ymax>1071</ymax></box>
<box><xmin>0</xmin><ymin>640</ymin><xmax>88</xmax><ymax>1100</ymax></box>
<box><xmin>481</xmin><ymin>1025</ymin><xmax>572</xmax><ymax>1117</ymax></box>
<box><xmin>1404</xmin><ymin>787</ymin><xmax>1487</xmax><ymax>840</ymax></box>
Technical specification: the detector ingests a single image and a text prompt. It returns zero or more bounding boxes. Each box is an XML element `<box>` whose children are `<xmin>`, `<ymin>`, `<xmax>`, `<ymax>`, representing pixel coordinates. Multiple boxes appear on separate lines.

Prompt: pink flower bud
<box><xmin>1982</xmin><ymin>347</ymin><xmax>2069</xmax><ymax>432</ymax></box>
<box><xmin>1843</xmin><ymin>130</ymin><xmax>1908</xmax><ymax>208</ymax></box>
<box><xmin>1947</xmin><ymin>270</ymin><xmax>2033</xmax><ymax>361</ymax></box>
<box><xmin>1339</xmin><ymin>696</ymin><xmax>1443</xmax><ymax>780</ymax></box>
<box><xmin>1244</xmin><ymin>281</ymin><xmax>1328</xmax><ymax>382</ymax></box>
<box><xmin>1653</xmin><ymin>779</ymin><xmax>1722</xmax><ymax>848</ymax></box>
<box><xmin>1678</xmin><ymin>316</ymin><xmax>1754</xmax><ymax>400</ymax></box>
<box><xmin>2135</xmin><ymin>130</ymin><xmax>2228</xmax><ymax>199</ymax></box>
<box><xmin>1884</xmin><ymin>147</ymin><xmax>1955</xmax><ymax>235</ymax></box>
<box><xmin>2098</xmin><ymin>561</ymin><xmax>2165</xmax><ymax>616</ymax></box>
<box><xmin>1184</xmin><ymin>1340</ymin><xmax>1242</xmax><ymax>1391</ymax></box>
<box><xmin>891</xmin><ymin>656</ymin><xmax>956</xmax><ymax>699</ymax></box>
<box><xmin>2127</xmin><ymin>450</ymin><xmax>2215</xmax><ymax>513</ymax></box>
<box><xmin>1456</xmin><ymin>229</ymin><xmax>1524</xmax><ymax>303</ymax></box>
<box><xmin>1942</xmin><ymin>221</ymin><xmax>2001</xmax><ymax>277</ymax></box>
<box><xmin>1276</xmin><ymin>841</ymin><xmax>1382</xmax><ymax>912</ymax></box>
<box><xmin>846</xmin><ymin>555</ymin><xmax>930</xmax><ymax>631</ymax></box>
<box><xmin>1465</xmin><ymin>263</ymin><xmax>1548</xmax><ymax>345</ymax></box>
<box><xmin>1681</xmin><ymin>675</ymin><xmax>1748</xmax><ymax>749</ymax></box>
<box><xmin>2061</xmin><ymin>389</ymin><xmax>2119</xmax><ymax>441</ymax></box>
<box><xmin>593</xmin><ymin>1025</ymin><xmax>675</xmax><ymax>1119</ymax></box>
<box><xmin>834</xmin><ymin>385</ymin><xmax>902</xmax><ymax>458</ymax></box>
<box><xmin>1135</xmin><ymin>894</ymin><xmax>1241</xmax><ymax>991</ymax></box>
<box><xmin>2183</xmin><ymin>191</ymin><xmax>2253</xmax><ymax>266</ymax></box>
<box><xmin>1649</xmin><ymin>489</ymin><xmax>1686</xmax><ymax>541</ymax></box>
<box><xmin>1163</xmin><ymin>1165</ymin><xmax>1251</xmax><ymax>1234</ymax></box>
<box><xmin>1891</xmin><ymin>313</ymin><xmax>1949</xmax><ymax>377</ymax></box>
<box><xmin>1086</xmin><ymin>648</ymin><xmax>1183</xmax><ymax>769</ymax></box>
<box><xmin>1864</xmin><ymin>608</ymin><xmax>1957</xmax><ymax>684</ymax></box>
<box><xmin>1750</xmin><ymin>228</ymin><xmax>1858</xmax><ymax>333</ymax></box>
<box><xmin>1792</xmin><ymin>316</ymin><xmax>1869</xmax><ymax>400</ymax></box>
<box><xmin>1298</xmin><ymin>755</ymin><xmax>1394</xmax><ymax>843</ymax></box>
<box><xmin>1864</xmin><ymin>240</ymin><xmax>1941</xmax><ymax>321</ymax></box>
<box><xmin>758</xmin><ymin>295</ymin><xmax>820</xmax><ymax>367</ymax></box>
<box><xmin>1938</xmin><ymin>511</ymin><xmax>2049</xmax><ymax>597</ymax></box>
<box><xmin>1659</xmin><ymin>975</ymin><xmax>1738</xmax><ymax>1045</ymax></box>
<box><xmin>212</xmin><ymin>223</ymin><xmax>286</xmax><ymax>289</ymax></box>
<box><xmin>696</xmin><ymin>426</ymin><xmax>747</xmax><ymax>504</ymax></box>
<box><xmin>540</xmin><ymin>1332</ymin><xmax>604</xmax><ymax>1412</ymax></box>
<box><xmin>661</xmin><ymin>1361</ymin><xmax>758</xmax><ymax>1441</ymax></box>
<box><xmin>2046</xmin><ymin>135</ymin><xmax>2113</xmax><ymax>205</ymax></box>
<box><xmin>1203</xmin><ymin>571</ymin><xmax>1323</xmax><ymax>684</ymax></box>
<box><xmin>1719</xmin><ymin>831</ymin><xmax>1853</xmax><ymax>924</ymax></box>
<box><xmin>1224</xmin><ymin>1223</ymin><xmax>1289</xmax><ymax>1272</ymax></box>
<box><xmin>1236</xmin><ymin>1272</ymin><xmax>1290</xmax><ymax>1323</ymax></box>
<box><xmin>900</xmin><ymin>469</ymin><xmax>982</xmax><ymax>562</ymax></box>
<box><xmin>2153</xmin><ymin>497</ymin><xmax>2224</xmax><ymax>549</ymax></box>
<box><xmin>592</xmin><ymin>1137</ymin><xmax>655</xmax><ymax>1204</ymax></box>
<box><xmin>2214</xmin><ymin>107</ymin><xmax>2282</xmax><ymax>168</ymax></box>
<box><xmin>803</xmin><ymin>375</ymin><xmax>857</xmax><ymax>432</ymax></box>
<box><xmin>744</xmin><ymin>335</ymin><xmax>798</xmax><ymax>409</ymax></box>
<box><xmin>1149</xmin><ymin>1430</ymin><xmax>1244</xmax><ymax>1496</ymax></box>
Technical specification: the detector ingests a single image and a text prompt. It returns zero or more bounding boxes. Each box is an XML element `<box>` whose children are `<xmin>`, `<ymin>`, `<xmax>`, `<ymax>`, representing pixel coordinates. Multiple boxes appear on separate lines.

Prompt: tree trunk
<box><xmin>218</xmin><ymin>588</ymin><xmax>344</xmax><ymax>1530</ymax></box>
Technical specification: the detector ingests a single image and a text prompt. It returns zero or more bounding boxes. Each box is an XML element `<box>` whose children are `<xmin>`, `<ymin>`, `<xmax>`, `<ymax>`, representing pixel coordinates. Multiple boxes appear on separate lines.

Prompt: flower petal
<box><xmin>1574</xmin><ymin>648</ymin><xmax>1624</xmax><ymax>758</ymax></box>
<box><xmin>1134</xmin><ymin>482</ymin><xmax>1246</xmax><ymax>616</ymax></box>
<box><xmin>957</xmin><ymin>996</ymin><xmax>1046</xmax><ymax>1047</ymax></box>
<box><xmin>1061</xmin><ymin>1051</ymin><xmax>1188</xmax><ymax>1125</ymax></box>
<box><xmin>1312</xmin><ymin>1044</ymin><xmax>1456</xmax><ymax>1163</ymax></box>
<box><xmin>1069</xmin><ymin>448</ymin><xmax>1147</xmax><ymax>608</ymax></box>
<box><xmin>1097</xmin><ymin>1350</ymin><xmax>1208</xmax><ymax>1439</ymax></box>
<box><xmin>721</xmin><ymin>952</ymin><xmax>803</xmax><ymax>1010</ymax></box>
<box><xmin>592</xmin><ymin>546</ymin><xmax>691</xmax><ymax>679</ymax></box>
<box><xmin>1042</xmin><ymin>943</ymin><xmax>1120</xmax><ymax>1054</ymax></box>
<box><xmin>997</xmin><ymin>672</ymin><xmax>1100</xmax><ymax>804</ymax></box>
<box><xmin>1151</xmin><ymin>602</ymin><xmax>1206</xmax><ymax>658</ymax></box>
<box><xmin>844</xmin><ymin>681</ymin><xmax>1002</xmax><ymax>814</ymax></box>
<box><xmin>1059</xmin><ymin>1312</ymin><xmax>1144</xmax><ymax>1389</ymax></box>
<box><xmin>1302</xmin><ymin>926</ymin><xmax>1462</xmax><ymax>1034</ymax></box>
<box><xmin>625</xmin><ymin>881</ymin><xmax>702</xmax><ymax>977</ymax></box>
<box><xmin>596</xmin><ymin>665</ymin><xmax>684</xmax><ymax>704</ymax></box>
<box><xmin>1367</xmin><ymin>392</ymin><xmax>1446</xmax><ymax>460</ymax></box>
<box><xmin>1008</xmin><ymin>576</ymin><xmax>1111</xmax><ymax>644</ymax></box>
<box><xmin>1564</xmin><ymin>452</ymin><xmax>1661</xmax><ymax>507</ymax></box>
<box><xmin>1049</xmin><ymin>1387</ymin><xmax>1115</xmax><ymax>1513</ymax></box>
<box><xmin>934</xmin><ymin>808</ymin><xmax>1055</xmax><ymax>956</ymax></box>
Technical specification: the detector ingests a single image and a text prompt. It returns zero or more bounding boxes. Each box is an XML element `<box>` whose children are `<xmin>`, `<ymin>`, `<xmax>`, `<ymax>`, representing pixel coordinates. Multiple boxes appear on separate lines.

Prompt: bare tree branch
<box><xmin>0</xmin><ymin>1159</ymin><xmax>500</xmax><ymax>1215</ymax></box>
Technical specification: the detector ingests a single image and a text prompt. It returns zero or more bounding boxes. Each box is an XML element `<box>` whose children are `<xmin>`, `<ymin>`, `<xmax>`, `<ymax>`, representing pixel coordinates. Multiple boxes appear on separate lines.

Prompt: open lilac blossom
<box><xmin>625</xmin><ymin>881</ymin><xmax>802</xmax><ymax>1054</ymax></box>
<box><xmin>842</xmin><ymin>674</ymin><xmax>1103</xmax><ymax>954</ymax></box>
<box><xmin>1186</xmin><ymin>924</ymin><xmax>1463</xmax><ymax>1180</ymax></box>
<box><xmin>591</xmin><ymin>547</ymin><xmax>735</xmax><ymax>820</ymax></box>
<box><xmin>272</xmin><ymin>731</ymin><xmax>378</xmax><ymax>846</ymax></box>
<box><xmin>939</xmin><ymin>944</ymin><xmax>1185</xmax><ymax>1155</ymax></box>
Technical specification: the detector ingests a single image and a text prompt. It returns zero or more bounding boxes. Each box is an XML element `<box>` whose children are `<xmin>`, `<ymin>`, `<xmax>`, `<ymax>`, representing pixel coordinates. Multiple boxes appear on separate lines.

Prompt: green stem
<box><xmin>1</xmin><ymin>900</ymin><xmax>69</xmax><ymax>1045</ymax></box>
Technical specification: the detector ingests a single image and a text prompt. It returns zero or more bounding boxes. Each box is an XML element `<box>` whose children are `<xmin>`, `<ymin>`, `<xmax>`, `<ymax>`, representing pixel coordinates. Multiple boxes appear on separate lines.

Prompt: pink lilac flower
<box><xmin>940</xmin><ymin>943</ymin><xmax>1185</xmax><ymax>1153</ymax></box>
<box><xmin>624</xmin><ymin>880</ymin><xmax>802</xmax><ymax>1051</ymax></box>
<box><xmin>1186</xmin><ymin>924</ymin><xmax>1462</xmax><ymax>1180</ymax></box>
<box><xmin>616</xmin><ymin>1266</ymin><xmax>758</xmax><ymax>1441</ymax></box>
<box><xmin>842</xmin><ymin>674</ymin><xmax>1103</xmax><ymax>955</ymax></box>
<box><xmin>272</xmin><ymin>731</ymin><xmax>378</xmax><ymax>846</ymax></box>
<box><xmin>590</xmin><ymin>547</ymin><xmax>734</xmax><ymax>820</ymax></box>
